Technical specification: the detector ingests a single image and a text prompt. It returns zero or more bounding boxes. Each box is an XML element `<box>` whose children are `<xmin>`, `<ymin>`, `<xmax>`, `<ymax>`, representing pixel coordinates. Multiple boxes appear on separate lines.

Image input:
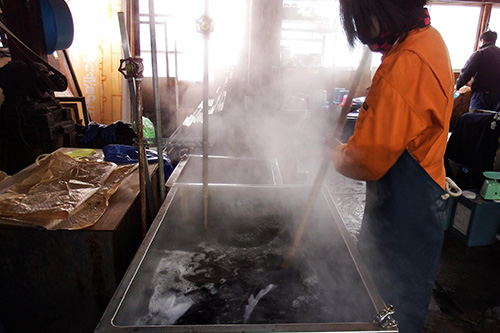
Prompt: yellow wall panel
<box><xmin>67</xmin><ymin>0</ymin><xmax>123</xmax><ymax>124</ymax></box>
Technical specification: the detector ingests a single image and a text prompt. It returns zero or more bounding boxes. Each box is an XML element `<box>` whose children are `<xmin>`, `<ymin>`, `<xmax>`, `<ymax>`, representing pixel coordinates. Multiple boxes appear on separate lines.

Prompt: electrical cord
<box><xmin>442</xmin><ymin>177</ymin><xmax>463</xmax><ymax>200</ymax></box>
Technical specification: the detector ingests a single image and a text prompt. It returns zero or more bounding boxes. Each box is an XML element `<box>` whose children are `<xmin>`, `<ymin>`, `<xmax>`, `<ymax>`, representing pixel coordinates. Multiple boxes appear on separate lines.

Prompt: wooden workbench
<box><xmin>0</xmin><ymin>148</ymin><xmax>159</xmax><ymax>333</ymax></box>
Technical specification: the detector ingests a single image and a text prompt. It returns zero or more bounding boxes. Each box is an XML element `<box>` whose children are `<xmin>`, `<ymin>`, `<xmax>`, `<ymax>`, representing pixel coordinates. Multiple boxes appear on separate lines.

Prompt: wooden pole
<box><xmin>284</xmin><ymin>46</ymin><xmax>372</xmax><ymax>266</ymax></box>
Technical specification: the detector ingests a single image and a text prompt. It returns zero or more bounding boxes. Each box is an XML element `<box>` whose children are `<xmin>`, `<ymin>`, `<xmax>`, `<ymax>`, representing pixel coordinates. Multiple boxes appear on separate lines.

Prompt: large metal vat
<box><xmin>166</xmin><ymin>155</ymin><xmax>283</xmax><ymax>186</ymax></box>
<box><xmin>95</xmin><ymin>184</ymin><xmax>397</xmax><ymax>332</ymax></box>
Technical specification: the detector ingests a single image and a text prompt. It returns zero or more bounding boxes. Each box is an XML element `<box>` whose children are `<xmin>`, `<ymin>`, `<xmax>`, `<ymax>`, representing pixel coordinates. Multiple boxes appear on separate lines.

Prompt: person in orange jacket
<box><xmin>334</xmin><ymin>0</ymin><xmax>454</xmax><ymax>332</ymax></box>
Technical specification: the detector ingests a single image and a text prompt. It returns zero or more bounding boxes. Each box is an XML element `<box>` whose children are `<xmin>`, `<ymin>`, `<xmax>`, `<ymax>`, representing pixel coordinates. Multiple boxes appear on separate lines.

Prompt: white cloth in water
<box><xmin>243</xmin><ymin>284</ymin><xmax>276</xmax><ymax>323</ymax></box>
<box><xmin>147</xmin><ymin>294</ymin><xmax>193</xmax><ymax>325</ymax></box>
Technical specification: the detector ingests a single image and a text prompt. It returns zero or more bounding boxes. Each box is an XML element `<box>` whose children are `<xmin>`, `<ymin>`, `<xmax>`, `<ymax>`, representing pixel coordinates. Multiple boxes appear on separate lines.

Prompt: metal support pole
<box><xmin>202</xmin><ymin>28</ymin><xmax>209</xmax><ymax>230</ymax></box>
<box><xmin>118</xmin><ymin>12</ymin><xmax>148</xmax><ymax>236</ymax></box>
<box><xmin>118</xmin><ymin>12</ymin><xmax>138</xmax><ymax>123</ymax></box>
<box><xmin>136</xmin><ymin>74</ymin><xmax>148</xmax><ymax>236</ymax></box>
<box><xmin>118</xmin><ymin>56</ymin><xmax>147</xmax><ymax>236</ymax></box>
<box><xmin>148</xmin><ymin>0</ymin><xmax>166</xmax><ymax>201</ymax></box>
<box><xmin>174</xmin><ymin>40</ymin><xmax>180</xmax><ymax>113</ymax></box>
<box><xmin>197</xmin><ymin>3</ymin><xmax>213</xmax><ymax>230</ymax></box>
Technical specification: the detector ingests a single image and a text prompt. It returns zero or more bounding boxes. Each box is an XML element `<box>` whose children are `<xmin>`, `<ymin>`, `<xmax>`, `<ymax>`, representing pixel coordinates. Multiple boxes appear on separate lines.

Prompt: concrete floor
<box><xmin>325</xmin><ymin>170</ymin><xmax>500</xmax><ymax>332</ymax></box>
<box><xmin>426</xmin><ymin>235</ymin><xmax>500</xmax><ymax>332</ymax></box>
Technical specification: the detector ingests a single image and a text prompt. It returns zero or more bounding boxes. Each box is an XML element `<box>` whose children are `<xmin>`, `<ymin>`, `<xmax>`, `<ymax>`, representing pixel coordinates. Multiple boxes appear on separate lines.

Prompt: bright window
<box><xmin>139</xmin><ymin>0</ymin><xmax>381</xmax><ymax>82</ymax></box>
<box><xmin>139</xmin><ymin>0</ymin><xmax>247</xmax><ymax>81</ymax></box>
<box><xmin>489</xmin><ymin>6</ymin><xmax>500</xmax><ymax>35</ymax></box>
<box><xmin>282</xmin><ymin>0</ymin><xmax>382</xmax><ymax>69</ymax></box>
<box><xmin>428</xmin><ymin>3</ymin><xmax>481</xmax><ymax>70</ymax></box>
<box><xmin>138</xmin><ymin>1</ymin><xmax>492</xmax><ymax>80</ymax></box>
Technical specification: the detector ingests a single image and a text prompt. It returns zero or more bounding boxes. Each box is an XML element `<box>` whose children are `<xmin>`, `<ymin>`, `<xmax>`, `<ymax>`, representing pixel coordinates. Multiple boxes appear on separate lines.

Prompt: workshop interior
<box><xmin>0</xmin><ymin>0</ymin><xmax>499</xmax><ymax>332</ymax></box>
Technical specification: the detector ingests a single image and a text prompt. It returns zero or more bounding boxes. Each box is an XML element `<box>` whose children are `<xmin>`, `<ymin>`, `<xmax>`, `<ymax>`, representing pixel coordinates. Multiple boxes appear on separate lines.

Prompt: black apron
<box><xmin>357</xmin><ymin>150</ymin><xmax>448</xmax><ymax>332</ymax></box>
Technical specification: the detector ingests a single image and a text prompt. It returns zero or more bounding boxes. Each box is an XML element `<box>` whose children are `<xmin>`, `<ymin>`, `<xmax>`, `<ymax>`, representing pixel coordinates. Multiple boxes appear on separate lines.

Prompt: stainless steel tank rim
<box><xmin>134</xmin><ymin>138</ymin><xmax>203</xmax><ymax>147</ymax></box>
<box><xmin>106</xmin><ymin>322</ymin><xmax>397</xmax><ymax>332</ymax></box>
<box><xmin>165</xmin><ymin>154</ymin><xmax>284</xmax><ymax>187</ymax></box>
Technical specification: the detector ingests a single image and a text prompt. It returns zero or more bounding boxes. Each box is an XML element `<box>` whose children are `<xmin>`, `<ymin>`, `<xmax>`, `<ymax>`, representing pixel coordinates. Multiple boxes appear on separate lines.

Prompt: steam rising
<box><xmin>112</xmin><ymin>183</ymin><xmax>376</xmax><ymax>328</ymax></box>
<box><xmin>110</xmin><ymin>1</ymin><xmax>379</xmax><ymax>328</ymax></box>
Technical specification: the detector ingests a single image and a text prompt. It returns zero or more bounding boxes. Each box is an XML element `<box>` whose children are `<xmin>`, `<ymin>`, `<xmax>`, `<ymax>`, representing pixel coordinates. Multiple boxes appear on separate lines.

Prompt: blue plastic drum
<box><xmin>39</xmin><ymin>0</ymin><xmax>74</xmax><ymax>54</ymax></box>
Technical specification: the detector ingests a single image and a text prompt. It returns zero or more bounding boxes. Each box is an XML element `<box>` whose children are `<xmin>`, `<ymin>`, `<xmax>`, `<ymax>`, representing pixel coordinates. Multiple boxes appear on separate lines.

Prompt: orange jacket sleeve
<box><xmin>333</xmin><ymin>70</ymin><xmax>430</xmax><ymax>181</ymax></box>
<box><xmin>333</xmin><ymin>26</ymin><xmax>454</xmax><ymax>188</ymax></box>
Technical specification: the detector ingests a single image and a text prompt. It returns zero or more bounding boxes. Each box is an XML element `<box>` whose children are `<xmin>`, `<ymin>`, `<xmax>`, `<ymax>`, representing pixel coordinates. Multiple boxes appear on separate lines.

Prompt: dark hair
<box><xmin>339</xmin><ymin>0</ymin><xmax>428</xmax><ymax>47</ymax></box>
<box><xmin>480</xmin><ymin>30</ymin><xmax>497</xmax><ymax>44</ymax></box>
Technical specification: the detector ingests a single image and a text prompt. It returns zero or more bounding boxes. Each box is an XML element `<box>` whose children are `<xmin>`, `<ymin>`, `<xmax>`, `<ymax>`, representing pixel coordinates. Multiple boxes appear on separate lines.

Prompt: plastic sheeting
<box><xmin>0</xmin><ymin>151</ymin><xmax>137</xmax><ymax>230</ymax></box>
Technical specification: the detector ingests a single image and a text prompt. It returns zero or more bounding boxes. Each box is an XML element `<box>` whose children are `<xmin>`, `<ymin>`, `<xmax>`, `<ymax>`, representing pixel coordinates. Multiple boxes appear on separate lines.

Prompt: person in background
<box><xmin>455</xmin><ymin>30</ymin><xmax>500</xmax><ymax>111</ymax></box>
<box><xmin>333</xmin><ymin>0</ymin><xmax>454</xmax><ymax>332</ymax></box>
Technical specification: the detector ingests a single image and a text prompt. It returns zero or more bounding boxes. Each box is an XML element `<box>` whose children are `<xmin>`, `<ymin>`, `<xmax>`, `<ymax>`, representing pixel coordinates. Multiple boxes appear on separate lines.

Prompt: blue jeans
<box><xmin>470</xmin><ymin>90</ymin><xmax>500</xmax><ymax>111</ymax></box>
